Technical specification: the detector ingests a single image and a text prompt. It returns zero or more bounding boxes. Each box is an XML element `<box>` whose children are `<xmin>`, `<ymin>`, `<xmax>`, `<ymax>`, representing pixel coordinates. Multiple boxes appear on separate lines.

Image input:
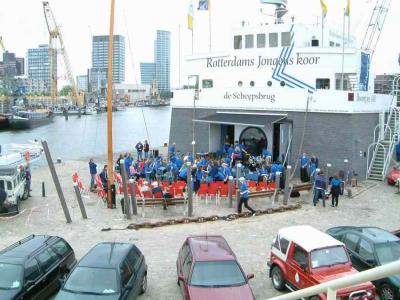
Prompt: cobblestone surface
<box><xmin>1</xmin><ymin>160</ymin><xmax>399</xmax><ymax>299</ymax></box>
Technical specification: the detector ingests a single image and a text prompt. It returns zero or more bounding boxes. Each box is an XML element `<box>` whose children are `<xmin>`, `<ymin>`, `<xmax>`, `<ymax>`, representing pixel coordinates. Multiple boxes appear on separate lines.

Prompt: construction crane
<box><xmin>0</xmin><ymin>36</ymin><xmax>5</xmax><ymax>52</ymax></box>
<box><xmin>361</xmin><ymin>0</ymin><xmax>391</xmax><ymax>60</ymax></box>
<box><xmin>42</xmin><ymin>1</ymin><xmax>80</xmax><ymax>105</ymax></box>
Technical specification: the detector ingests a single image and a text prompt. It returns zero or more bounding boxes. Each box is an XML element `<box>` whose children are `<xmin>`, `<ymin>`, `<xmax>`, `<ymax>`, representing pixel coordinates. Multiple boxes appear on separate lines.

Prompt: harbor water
<box><xmin>0</xmin><ymin>107</ymin><xmax>171</xmax><ymax>162</ymax></box>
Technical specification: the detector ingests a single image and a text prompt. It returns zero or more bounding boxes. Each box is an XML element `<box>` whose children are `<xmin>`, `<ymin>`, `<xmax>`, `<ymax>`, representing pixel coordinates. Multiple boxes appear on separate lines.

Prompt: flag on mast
<box><xmin>188</xmin><ymin>2</ymin><xmax>194</xmax><ymax>30</ymax></box>
<box><xmin>320</xmin><ymin>0</ymin><xmax>328</xmax><ymax>18</ymax></box>
<box><xmin>345</xmin><ymin>0</ymin><xmax>350</xmax><ymax>16</ymax></box>
<box><xmin>198</xmin><ymin>0</ymin><xmax>209</xmax><ymax>10</ymax></box>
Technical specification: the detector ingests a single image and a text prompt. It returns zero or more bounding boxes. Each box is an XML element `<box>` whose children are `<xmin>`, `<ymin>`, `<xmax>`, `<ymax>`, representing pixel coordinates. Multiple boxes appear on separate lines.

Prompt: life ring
<box><xmin>24</xmin><ymin>151</ymin><xmax>30</xmax><ymax>162</ymax></box>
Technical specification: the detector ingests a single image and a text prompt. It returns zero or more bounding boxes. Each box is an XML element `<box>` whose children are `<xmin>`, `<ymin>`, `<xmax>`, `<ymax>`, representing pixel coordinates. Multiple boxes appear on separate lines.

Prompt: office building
<box><xmin>90</xmin><ymin>35</ymin><xmax>125</xmax><ymax>91</ymax></box>
<box><xmin>76</xmin><ymin>75</ymin><xmax>88</xmax><ymax>92</ymax></box>
<box><xmin>154</xmin><ymin>30</ymin><xmax>171</xmax><ymax>92</ymax></box>
<box><xmin>27</xmin><ymin>44</ymin><xmax>55</xmax><ymax>93</ymax></box>
<box><xmin>140</xmin><ymin>63</ymin><xmax>155</xmax><ymax>86</ymax></box>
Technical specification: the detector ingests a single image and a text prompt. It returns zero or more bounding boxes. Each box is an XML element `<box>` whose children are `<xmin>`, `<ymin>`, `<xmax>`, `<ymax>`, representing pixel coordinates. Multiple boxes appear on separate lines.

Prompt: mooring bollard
<box><xmin>120</xmin><ymin>160</ymin><xmax>131</xmax><ymax>220</ymax></box>
<box><xmin>73</xmin><ymin>183</ymin><xmax>87</xmax><ymax>219</ymax></box>
<box><xmin>41</xmin><ymin>140</ymin><xmax>72</xmax><ymax>223</ymax></box>
<box><xmin>236</xmin><ymin>163</ymin><xmax>242</xmax><ymax>213</ymax></box>
<box><xmin>42</xmin><ymin>181</ymin><xmax>46</xmax><ymax>197</ymax></box>
<box><xmin>228</xmin><ymin>176</ymin><xmax>233</xmax><ymax>208</ymax></box>
<box><xmin>142</xmin><ymin>196</ymin><xmax>145</xmax><ymax>218</ymax></box>
<box><xmin>129</xmin><ymin>179</ymin><xmax>137</xmax><ymax>215</ymax></box>
<box><xmin>283</xmin><ymin>165</ymin><xmax>292</xmax><ymax>205</ymax></box>
<box><xmin>273</xmin><ymin>171</ymin><xmax>281</xmax><ymax>206</ymax></box>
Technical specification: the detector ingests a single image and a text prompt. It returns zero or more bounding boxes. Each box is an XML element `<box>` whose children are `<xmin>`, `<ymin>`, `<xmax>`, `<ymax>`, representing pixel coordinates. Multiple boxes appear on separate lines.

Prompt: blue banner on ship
<box><xmin>359</xmin><ymin>52</ymin><xmax>370</xmax><ymax>92</ymax></box>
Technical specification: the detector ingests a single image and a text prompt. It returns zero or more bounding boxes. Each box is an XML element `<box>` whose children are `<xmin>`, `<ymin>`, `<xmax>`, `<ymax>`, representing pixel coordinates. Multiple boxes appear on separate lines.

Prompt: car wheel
<box><xmin>22</xmin><ymin>188</ymin><xmax>29</xmax><ymax>200</ymax></box>
<box><xmin>271</xmin><ymin>266</ymin><xmax>285</xmax><ymax>291</ymax></box>
<box><xmin>380</xmin><ymin>284</ymin><xmax>396</xmax><ymax>300</ymax></box>
<box><xmin>140</xmin><ymin>274</ymin><xmax>147</xmax><ymax>294</ymax></box>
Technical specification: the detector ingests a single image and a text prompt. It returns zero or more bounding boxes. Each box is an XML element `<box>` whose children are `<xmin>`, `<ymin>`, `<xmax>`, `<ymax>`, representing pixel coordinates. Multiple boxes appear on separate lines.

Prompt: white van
<box><xmin>0</xmin><ymin>166</ymin><xmax>28</xmax><ymax>214</ymax></box>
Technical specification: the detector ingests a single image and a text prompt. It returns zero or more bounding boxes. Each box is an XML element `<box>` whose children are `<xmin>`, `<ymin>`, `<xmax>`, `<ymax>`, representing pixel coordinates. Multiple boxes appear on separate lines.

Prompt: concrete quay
<box><xmin>0</xmin><ymin>159</ymin><xmax>399</xmax><ymax>299</ymax></box>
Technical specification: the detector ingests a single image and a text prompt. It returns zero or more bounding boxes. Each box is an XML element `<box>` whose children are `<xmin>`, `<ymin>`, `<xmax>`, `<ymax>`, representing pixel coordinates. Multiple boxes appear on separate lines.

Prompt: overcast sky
<box><xmin>1</xmin><ymin>0</ymin><xmax>399</xmax><ymax>88</ymax></box>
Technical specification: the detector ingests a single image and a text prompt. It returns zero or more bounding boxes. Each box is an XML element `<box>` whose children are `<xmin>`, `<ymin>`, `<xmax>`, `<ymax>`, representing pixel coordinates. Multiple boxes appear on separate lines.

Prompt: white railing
<box><xmin>267</xmin><ymin>260</ymin><xmax>400</xmax><ymax>300</ymax></box>
<box><xmin>383</xmin><ymin>133</ymin><xmax>400</xmax><ymax>178</ymax></box>
<box><xmin>366</xmin><ymin>142</ymin><xmax>386</xmax><ymax>179</ymax></box>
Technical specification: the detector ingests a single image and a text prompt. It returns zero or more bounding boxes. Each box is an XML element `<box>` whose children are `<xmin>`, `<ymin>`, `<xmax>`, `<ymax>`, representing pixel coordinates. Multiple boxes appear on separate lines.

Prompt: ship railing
<box><xmin>366</xmin><ymin>142</ymin><xmax>386</xmax><ymax>179</ymax></box>
<box><xmin>267</xmin><ymin>259</ymin><xmax>400</xmax><ymax>300</ymax></box>
<box><xmin>383</xmin><ymin>133</ymin><xmax>400</xmax><ymax>178</ymax></box>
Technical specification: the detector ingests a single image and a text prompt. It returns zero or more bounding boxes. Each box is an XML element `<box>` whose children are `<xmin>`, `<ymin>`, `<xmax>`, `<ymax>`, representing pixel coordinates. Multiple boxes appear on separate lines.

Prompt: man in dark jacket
<box><xmin>89</xmin><ymin>158</ymin><xmax>97</xmax><ymax>191</ymax></box>
<box><xmin>99</xmin><ymin>165</ymin><xmax>108</xmax><ymax>191</ymax></box>
<box><xmin>144</xmin><ymin>140</ymin><xmax>150</xmax><ymax>159</ymax></box>
<box><xmin>313</xmin><ymin>170</ymin><xmax>326</xmax><ymax>207</ymax></box>
<box><xmin>135</xmin><ymin>141</ymin><xmax>144</xmax><ymax>161</ymax></box>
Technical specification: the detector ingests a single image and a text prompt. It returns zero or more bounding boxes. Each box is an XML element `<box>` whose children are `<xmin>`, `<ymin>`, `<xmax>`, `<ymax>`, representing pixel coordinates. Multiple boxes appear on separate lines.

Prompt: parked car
<box><xmin>176</xmin><ymin>235</ymin><xmax>255</xmax><ymax>300</ymax></box>
<box><xmin>327</xmin><ymin>226</ymin><xmax>400</xmax><ymax>300</ymax></box>
<box><xmin>268</xmin><ymin>225</ymin><xmax>376</xmax><ymax>300</ymax></box>
<box><xmin>387</xmin><ymin>165</ymin><xmax>400</xmax><ymax>185</ymax></box>
<box><xmin>0</xmin><ymin>166</ymin><xmax>28</xmax><ymax>215</ymax></box>
<box><xmin>0</xmin><ymin>235</ymin><xmax>76</xmax><ymax>300</ymax></box>
<box><xmin>55</xmin><ymin>242</ymin><xmax>147</xmax><ymax>299</ymax></box>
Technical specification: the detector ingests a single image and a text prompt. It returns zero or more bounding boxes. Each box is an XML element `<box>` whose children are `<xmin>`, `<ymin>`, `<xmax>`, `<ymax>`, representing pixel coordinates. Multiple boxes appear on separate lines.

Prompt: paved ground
<box><xmin>1</xmin><ymin>160</ymin><xmax>399</xmax><ymax>300</ymax></box>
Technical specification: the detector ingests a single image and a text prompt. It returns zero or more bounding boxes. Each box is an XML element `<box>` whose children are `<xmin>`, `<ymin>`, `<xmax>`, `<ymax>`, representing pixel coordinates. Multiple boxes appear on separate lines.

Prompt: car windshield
<box><xmin>0</xmin><ymin>263</ymin><xmax>22</xmax><ymax>290</ymax></box>
<box><xmin>310</xmin><ymin>246</ymin><xmax>349</xmax><ymax>268</ymax></box>
<box><xmin>375</xmin><ymin>241</ymin><xmax>400</xmax><ymax>265</ymax></box>
<box><xmin>190</xmin><ymin>260</ymin><xmax>246</xmax><ymax>287</ymax></box>
<box><xmin>63</xmin><ymin>267</ymin><xmax>119</xmax><ymax>295</ymax></box>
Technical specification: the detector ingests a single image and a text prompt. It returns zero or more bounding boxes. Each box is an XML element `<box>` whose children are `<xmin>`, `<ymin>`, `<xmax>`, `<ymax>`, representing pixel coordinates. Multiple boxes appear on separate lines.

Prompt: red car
<box><xmin>176</xmin><ymin>235</ymin><xmax>255</xmax><ymax>300</ymax></box>
<box><xmin>268</xmin><ymin>225</ymin><xmax>376</xmax><ymax>300</ymax></box>
<box><xmin>387</xmin><ymin>165</ymin><xmax>400</xmax><ymax>185</ymax></box>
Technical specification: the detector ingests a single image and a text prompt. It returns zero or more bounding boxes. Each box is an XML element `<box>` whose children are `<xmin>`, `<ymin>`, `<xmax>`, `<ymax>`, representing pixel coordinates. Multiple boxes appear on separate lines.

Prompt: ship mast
<box><xmin>106</xmin><ymin>0</ymin><xmax>115</xmax><ymax>209</ymax></box>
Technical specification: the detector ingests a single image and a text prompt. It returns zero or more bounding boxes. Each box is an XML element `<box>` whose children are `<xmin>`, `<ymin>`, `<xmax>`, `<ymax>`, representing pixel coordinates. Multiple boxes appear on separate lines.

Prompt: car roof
<box><xmin>78</xmin><ymin>242</ymin><xmax>133</xmax><ymax>269</ymax></box>
<box><xmin>278</xmin><ymin>225</ymin><xmax>344</xmax><ymax>252</ymax></box>
<box><xmin>0</xmin><ymin>235</ymin><xmax>60</xmax><ymax>264</ymax></box>
<box><xmin>335</xmin><ymin>226</ymin><xmax>399</xmax><ymax>243</ymax></box>
<box><xmin>188</xmin><ymin>235</ymin><xmax>235</xmax><ymax>262</ymax></box>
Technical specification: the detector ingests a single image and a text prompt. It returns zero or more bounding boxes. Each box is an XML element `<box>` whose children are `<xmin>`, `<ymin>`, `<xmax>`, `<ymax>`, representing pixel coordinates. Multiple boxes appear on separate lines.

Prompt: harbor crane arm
<box><xmin>42</xmin><ymin>1</ymin><xmax>79</xmax><ymax>105</ymax></box>
<box><xmin>0</xmin><ymin>37</ymin><xmax>6</xmax><ymax>52</ymax></box>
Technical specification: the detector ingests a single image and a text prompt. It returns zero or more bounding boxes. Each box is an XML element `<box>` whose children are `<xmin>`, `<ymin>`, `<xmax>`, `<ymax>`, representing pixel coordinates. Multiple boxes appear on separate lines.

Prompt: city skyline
<box><xmin>0</xmin><ymin>0</ymin><xmax>399</xmax><ymax>89</ymax></box>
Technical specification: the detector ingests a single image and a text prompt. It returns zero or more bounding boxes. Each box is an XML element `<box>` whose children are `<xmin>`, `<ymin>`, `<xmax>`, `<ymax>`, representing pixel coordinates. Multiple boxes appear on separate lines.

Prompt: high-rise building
<box><xmin>27</xmin><ymin>44</ymin><xmax>55</xmax><ymax>94</ymax></box>
<box><xmin>140</xmin><ymin>63</ymin><xmax>155</xmax><ymax>86</ymax></box>
<box><xmin>90</xmin><ymin>35</ymin><xmax>125</xmax><ymax>91</ymax></box>
<box><xmin>154</xmin><ymin>30</ymin><xmax>171</xmax><ymax>92</ymax></box>
<box><xmin>76</xmin><ymin>75</ymin><xmax>88</xmax><ymax>92</ymax></box>
<box><xmin>139</xmin><ymin>30</ymin><xmax>171</xmax><ymax>93</ymax></box>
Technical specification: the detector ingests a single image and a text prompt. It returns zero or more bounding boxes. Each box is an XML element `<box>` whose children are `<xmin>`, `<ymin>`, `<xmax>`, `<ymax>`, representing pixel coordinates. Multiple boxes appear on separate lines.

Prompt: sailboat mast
<box><xmin>106</xmin><ymin>0</ymin><xmax>115</xmax><ymax>209</ymax></box>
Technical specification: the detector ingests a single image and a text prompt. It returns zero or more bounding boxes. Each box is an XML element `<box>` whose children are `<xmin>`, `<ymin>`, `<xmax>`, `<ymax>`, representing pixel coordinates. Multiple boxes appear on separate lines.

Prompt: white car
<box><xmin>0</xmin><ymin>166</ymin><xmax>28</xmax><ymax>214</ymax></box>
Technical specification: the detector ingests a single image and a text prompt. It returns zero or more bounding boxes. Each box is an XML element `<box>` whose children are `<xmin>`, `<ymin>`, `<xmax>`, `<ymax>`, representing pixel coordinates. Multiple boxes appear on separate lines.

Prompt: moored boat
<box><xmin>0</xmin><ymin>114</ymin><xmax>10</xmax><ymax>130</ymax></box>
<box><xmin>9</xmin><ymin>110</ymin><xmax>54</xmax><ymax>130</ymax></box>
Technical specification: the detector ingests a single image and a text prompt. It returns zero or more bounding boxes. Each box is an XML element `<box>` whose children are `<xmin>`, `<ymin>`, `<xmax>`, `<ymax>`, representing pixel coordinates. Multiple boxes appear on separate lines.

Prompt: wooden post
<box><xmin>73</xmin><ymin>183</ymin><xmax>87</xmax><ymax>219</ymax></box>
<box><xmin>228</xmin><ymin>176</ymin><xmax>233</xmax><ymax>208</ymax></box>
<box><xmin>186</xmin><ymin>162</ymin><xmax>193</xmax><ymax>217</ymax></box>
<box><xmin>273</xmin><ymin>171</ymin><xmax>281</xmax><ymax>206</ymax></box>
<box><xmin>41</xmin><ymin>140</ymin><xmax>72</xmax><ymax>223</ymax></box>
<box><xmin>120</xmin><ymin>160</ymin><xmax>131</xmax><ymax>219</ymax></box>
<box><xmin>106</xmin><ymin>0</ymin><xmax>115</xmax><ymax>209</ymax></box>
<box><xmin>236</xmin><ymin>163</ymin><xmax>242</xmax><ymax>213</ymax></box>
<box><xmin>129</xmin><ymin>179</ymin><xmax>137</xmax><ymax>215</ymax></box>
<box><xmin>283</xmin><ymin>165</ymin><xmax>292</xmax><ymax>205</ymax></box>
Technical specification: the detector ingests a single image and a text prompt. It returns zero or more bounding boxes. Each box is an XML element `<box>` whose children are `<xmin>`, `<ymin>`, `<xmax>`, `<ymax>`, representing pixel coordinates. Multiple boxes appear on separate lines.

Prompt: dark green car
<box><xmin>327</xmin><ymin>226</ymin><xmax>400</xmax><ymax>300</ymax></box>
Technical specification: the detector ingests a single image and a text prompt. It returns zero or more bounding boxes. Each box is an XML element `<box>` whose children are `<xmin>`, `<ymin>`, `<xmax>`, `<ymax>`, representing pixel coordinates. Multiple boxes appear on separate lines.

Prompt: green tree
<box><xmin>60</xmin><ymin>85</ymin><xmax>72</xmax><ymax>96</ymax></box>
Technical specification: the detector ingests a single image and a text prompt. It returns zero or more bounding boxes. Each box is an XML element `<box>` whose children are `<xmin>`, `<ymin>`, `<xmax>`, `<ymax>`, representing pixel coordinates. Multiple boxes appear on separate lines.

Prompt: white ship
<box><xmin>169</xmin><ymin>0</ymin><xmax>398</xmax><ymax>180</ymax></box>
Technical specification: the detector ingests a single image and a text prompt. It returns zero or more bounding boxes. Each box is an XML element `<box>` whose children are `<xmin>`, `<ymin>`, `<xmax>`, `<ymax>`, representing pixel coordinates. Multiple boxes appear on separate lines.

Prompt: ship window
<box><xmin>280</xmin><ymin>81</ymin><xmax>286</xmax><ymax>87</ymax></box>
<box><xmin>329</xmin><ymin>41</ymin><xmax>335</xmax><ymax>47</ymax></box>
<box><xmin>267</xmin><ymin>81</ymin><xmax>273</xmax><ymax>87</ymax></box>
<box><xmin>311</xmin><ymin>39</ymin><xmax>319</xmax><ymax>47</ymax></box>
<box><xmin>250</xmin><ymin>81</ymin><xmax>255</xmax><ymax>87</ymax></box>
<box><xmin>245</xmin><ymin>35</ymin><xmax>254</xmax><ymax>48</ymax></box>
<box><xmin>257</xmin><ymin>34</ymin><xmax>266</xmax><ymax>48</ymax></box>
<box><xmin>238</xmin><ymin>81</ymin><xmax>243</xmax><ymax>87</ymax></box>
<box><xmin>316</xmin><ymin>78</ymin><xmax>330</xmax><ymax>89</ymax></box>
<box><xmin>269</xmin><ymin>33</ymin><xmax>278</xmax><ymax>47</ymax></box>
<box><xmin>234</xmin><ymin>35</ymin><xmax>242</xmax><ymax>49</ymax></box>
<box><xmin>336</xmin><ymin>43</ymin><xmax>341</xmax><ymax>47</ymax></box>
<box><xmin>202</xmin><ymin>79</ymin><xmax>213</xmax><ymax>89</ymax></box>
<box><xmin>281</xmin><ymin>32</ymin><xmax>291</xmax><ymax>47</ymax></box>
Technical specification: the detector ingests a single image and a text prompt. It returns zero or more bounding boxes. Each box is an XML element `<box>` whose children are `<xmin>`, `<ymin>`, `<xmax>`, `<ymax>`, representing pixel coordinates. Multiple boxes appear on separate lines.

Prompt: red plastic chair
<box><xmin>208</xmin><ymin>185</ymin><xmax>219</xmax><ymax>205</ymax></box>
<box><xmin>269</xmin><ymin>181</ymin><xmax>276</xmax><ymax>190</ymax></box>
<box><xmin>248</xmin><ymin>181</ymin><xmax>257</xmax><ymax>188</ymax></box>
<box><xmin>219</xmin><ymin>184</ymin><xmax>229</xmax><ymax>199</ymax></box>
<box><xmin>257</xmin><ymin>181</ymin><xmax>268</xmax><ymax>191</ymax></box>
<box><xmin>142</xmin><ymin>190</ymin><xmax>153</xmax><ymax>199</ymax></box>
<box><xmin>161</xmin><ymin>182</ymin><xmax>169</xmax><ymax>189</ymax></box>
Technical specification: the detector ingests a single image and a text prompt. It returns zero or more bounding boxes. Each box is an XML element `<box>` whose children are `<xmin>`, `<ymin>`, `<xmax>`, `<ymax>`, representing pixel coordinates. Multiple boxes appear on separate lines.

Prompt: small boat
<box><xmin>9</xmin><ymin>110</ymin><xmax>54</xmax><ymax>130</ymax></box>
<box><xmin>0</xmin><ymin>142</ymin><xmax>44</xmax><ymax>167</ymax></box>
<box><xmin>0</xmin><ymin>114</ymin><xmax>10</xmax><ymax>130</ymax></box>
<box><xmin>85</xmin><ymin>107</ymin><xmax>98</xmax><ymax>115</ymax></box>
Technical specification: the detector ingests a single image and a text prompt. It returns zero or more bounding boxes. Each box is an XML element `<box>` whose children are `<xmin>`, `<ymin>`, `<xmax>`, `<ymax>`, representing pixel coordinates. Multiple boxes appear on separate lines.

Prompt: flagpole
<box><xmin>341</xmin><ymin>8</ymin><xmax>345</xmax><ymax>90</ymax></box>
<box><xmin>347</xmin><ymin>13</ymin><xmax>350</xmax><ymax>45</ymax></box>
<box><xmin>321</xmin><ymin>14</ymin><xmax>324</xmax><ymax>47</ymax></box>
<box><xmin>209</xmin><ymin>1</ymin><xmax>212</xmax><ymax>52</ymax></box>
<box><xmin>179</xmin><ymin>24</ymin><xmax>181</xmax><ymax>87</ymax></box>
<box><xmin>192</xmin><ymin>28</ymin><xmax>194</xmax><ymax>54</ymax></box>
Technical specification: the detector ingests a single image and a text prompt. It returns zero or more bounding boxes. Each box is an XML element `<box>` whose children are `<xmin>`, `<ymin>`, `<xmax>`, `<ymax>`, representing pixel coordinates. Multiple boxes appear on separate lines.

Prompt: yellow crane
<box><xmin>42</xmin><ymin>1</ymin><xmax>81</xmax><ymax>105</ymax></box>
